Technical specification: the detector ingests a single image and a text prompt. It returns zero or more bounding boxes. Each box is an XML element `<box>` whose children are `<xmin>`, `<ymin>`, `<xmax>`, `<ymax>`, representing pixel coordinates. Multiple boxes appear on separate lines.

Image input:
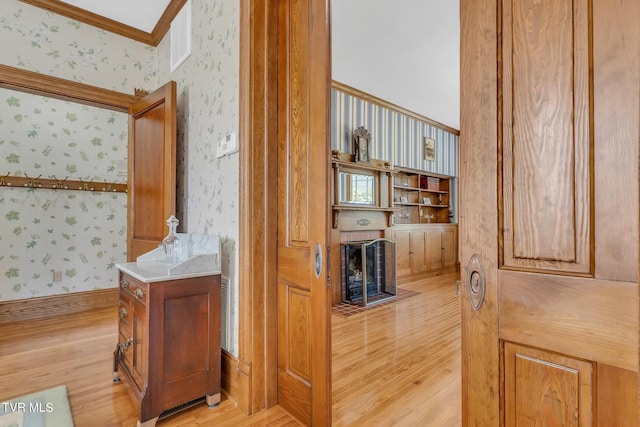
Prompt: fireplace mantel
<box><xmin>331</xmin><ymin>158</ymin><xmax>399</xmax><ymax>229</ymax></box>
<box><xmin>331</xmin><ymin>206</ymin><xmax>399</xmax><ymax>229</ymax></box>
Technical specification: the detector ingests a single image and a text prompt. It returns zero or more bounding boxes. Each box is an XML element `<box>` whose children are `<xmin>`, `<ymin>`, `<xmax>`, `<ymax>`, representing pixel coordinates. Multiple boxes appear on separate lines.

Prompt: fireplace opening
<box><xmin>341</xmin><ymin>238</ymin><xmax>397</xmax><ymax>306</ymax></box>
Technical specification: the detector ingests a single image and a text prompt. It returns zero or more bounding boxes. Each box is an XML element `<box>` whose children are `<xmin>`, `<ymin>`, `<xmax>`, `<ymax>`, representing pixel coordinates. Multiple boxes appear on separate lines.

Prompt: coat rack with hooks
<box><xmin>0</xmin><ymin>172</ymin><xmax>127</xmax><ymax>193</ymax></box>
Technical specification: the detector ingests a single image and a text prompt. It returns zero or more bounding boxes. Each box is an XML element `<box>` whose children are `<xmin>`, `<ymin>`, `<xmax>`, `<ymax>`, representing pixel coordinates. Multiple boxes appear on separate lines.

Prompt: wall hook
<box><xmin>0</xmin><ymin>172</ymin><xmax>11</xmax><ymax>186</ymax></box>
<box><xmin>23</xmin><ymin>172</ymin><xmax>42</xmax><ymax>188</ymax></box>
<box><xmin>51</xmin><ymin>175</ymin><xmax>69</xmax><ymax>190</ymax></box>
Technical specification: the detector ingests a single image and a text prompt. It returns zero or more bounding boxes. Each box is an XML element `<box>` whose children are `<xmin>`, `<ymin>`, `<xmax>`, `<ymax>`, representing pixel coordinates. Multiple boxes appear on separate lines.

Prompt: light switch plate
<box><xmin>217</xmin><ymin>132</ymin><xmax>238</xmax><ymax>158</ymax></box>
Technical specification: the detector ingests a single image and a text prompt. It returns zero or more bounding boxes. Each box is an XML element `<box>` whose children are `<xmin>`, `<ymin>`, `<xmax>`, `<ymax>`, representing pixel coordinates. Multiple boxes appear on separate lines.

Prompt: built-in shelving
<box><xmin>392</xmin><ymin>167</ymin><xmax>452</xmax><ymax>224</ymax></box>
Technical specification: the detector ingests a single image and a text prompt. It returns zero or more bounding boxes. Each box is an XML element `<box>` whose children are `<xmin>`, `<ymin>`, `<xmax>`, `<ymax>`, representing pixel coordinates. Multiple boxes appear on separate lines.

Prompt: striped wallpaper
<box><xmin>331</xmin><ymin>86</ymin><xmax>459</xmax><ymax>221</ymax></box>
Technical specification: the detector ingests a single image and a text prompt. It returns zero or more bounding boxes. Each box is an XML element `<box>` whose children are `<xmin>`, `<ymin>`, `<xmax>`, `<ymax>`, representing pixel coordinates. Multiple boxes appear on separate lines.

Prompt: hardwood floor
<box><xmin>0</xmin><ymin>273</ymin><xmax>460</xmax><ymax>426</ymax></box>
<box><xmin>332</xmin><ymin>273</ymin><xmax>461</xmax><ymax>426</ymax></box>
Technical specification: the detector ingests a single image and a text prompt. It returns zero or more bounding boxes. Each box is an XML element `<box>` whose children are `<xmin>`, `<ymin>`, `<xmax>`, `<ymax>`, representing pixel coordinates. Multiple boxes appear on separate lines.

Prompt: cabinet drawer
<box><xmin>119</xmin><ymin>273</ymin><xmax>148</xmax><ymax>305</ymax></box>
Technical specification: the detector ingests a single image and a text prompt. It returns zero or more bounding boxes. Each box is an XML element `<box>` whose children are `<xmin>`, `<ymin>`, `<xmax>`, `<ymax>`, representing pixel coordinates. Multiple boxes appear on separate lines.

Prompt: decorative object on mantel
<box><xmin>0</xmin><ymin>172</ymin><xmax>127</xmax><ymax>193</ymax></box>
<box><xmin>353</xmin><ymin>126</ymin><xmax>372</xmax><ymax>163</ymax></box>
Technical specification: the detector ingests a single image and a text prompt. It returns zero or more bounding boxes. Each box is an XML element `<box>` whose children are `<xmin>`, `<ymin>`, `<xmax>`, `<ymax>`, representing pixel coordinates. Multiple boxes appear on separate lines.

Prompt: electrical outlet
<box><xmin>53</xmin><ymin>270</ymin><xmax>62</xmax><ymax>282</ymax></box>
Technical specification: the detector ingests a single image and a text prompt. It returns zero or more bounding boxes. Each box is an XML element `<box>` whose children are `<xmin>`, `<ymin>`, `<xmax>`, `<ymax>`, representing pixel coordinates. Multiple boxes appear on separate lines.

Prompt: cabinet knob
<box><xmin>119</xmin><ymin>307</ymin><xmax>128</xmax><ymax>320</ymax></box>
<box><xmin>134</xmin><ymin>288</ymin><xmax>144</xmax><ymax>299</ymax></box>
<box><xmin>120</xmin><ymin>279</ymin><xmax>129</xmax><ymax>289</ymax></box>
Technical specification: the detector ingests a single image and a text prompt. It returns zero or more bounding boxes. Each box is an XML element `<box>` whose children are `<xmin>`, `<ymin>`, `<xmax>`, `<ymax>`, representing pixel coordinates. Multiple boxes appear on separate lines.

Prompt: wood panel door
<box><xmin>276</xmin><ymin>0</ymin><xmax>331</xmax><ymax>425</ymax></box>
<box><xmin>460</xmin><ymin>0</ymin><xmax>639</xmax><ymax>425</ymax></box>
<box><xmin>127</xmin><ymin>82</ymin><xmax>177</xmax><ymax>261</ymax></box>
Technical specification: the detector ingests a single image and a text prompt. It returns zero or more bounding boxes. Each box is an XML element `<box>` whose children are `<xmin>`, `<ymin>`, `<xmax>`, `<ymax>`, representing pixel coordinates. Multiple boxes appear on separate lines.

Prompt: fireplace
<box><xmin>341</xmin><ymin>238</ymin><xmax>397</xmax><ymax>306</ymax></box>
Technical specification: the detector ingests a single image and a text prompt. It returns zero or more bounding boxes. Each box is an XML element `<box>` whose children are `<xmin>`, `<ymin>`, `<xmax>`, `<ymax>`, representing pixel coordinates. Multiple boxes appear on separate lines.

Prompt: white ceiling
<box><xmin>332</xmin><ymin>0</ymin><xmax>460</xmax><ymax>130</ymax></box>
<box><xmin>60</xmin><ymin>0</ymin><xmax>171</xmax><ymax>33</ymax></box>
<box><xmin>55</xmin><ymin>0</ymin><xmax>460</xmax><ymax>130</ymax></box>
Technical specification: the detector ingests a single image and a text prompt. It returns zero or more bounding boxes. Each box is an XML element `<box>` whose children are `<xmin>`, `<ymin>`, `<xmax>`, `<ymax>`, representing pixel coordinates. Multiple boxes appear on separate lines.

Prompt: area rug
<box><xmin>0</xmin><ymin>385</ymin><xmax>74</xmax><ymax>427</ymax></box>
<box><xmin>332</xmin><ymin>288</ymin><xmax>420</xmax><ymax>317</ymax></box>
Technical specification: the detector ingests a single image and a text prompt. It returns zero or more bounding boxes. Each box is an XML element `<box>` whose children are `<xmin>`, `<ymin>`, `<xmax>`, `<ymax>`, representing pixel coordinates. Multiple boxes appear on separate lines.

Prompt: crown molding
<box><xmin>19</xmin><ymin>0</ymin><xmax>187</xmax><ymax>47</ymax></box>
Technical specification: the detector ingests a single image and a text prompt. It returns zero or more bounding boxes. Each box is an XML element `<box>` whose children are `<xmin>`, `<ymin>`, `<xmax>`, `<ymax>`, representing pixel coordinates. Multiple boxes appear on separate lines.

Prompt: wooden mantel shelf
<box><xmin>331</xmin><ymin>159</ymin><xmax>394</xmax><ymax>174</ymax></box>
<box><xmin>331</xmin><ymin>205</ymin><xmax>400</xmax><ymax>229</ymax></box>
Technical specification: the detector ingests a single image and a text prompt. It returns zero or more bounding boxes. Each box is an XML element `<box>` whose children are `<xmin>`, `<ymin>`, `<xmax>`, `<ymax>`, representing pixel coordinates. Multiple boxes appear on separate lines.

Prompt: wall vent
<box><xmin>170</xmin><ymin>0</ymin><xmax>191</xmax><ymax>72</ymax></box>
<box><xmin>220</xmin><ymin>276</ymin><xmax>231</xmax><ymax>351</ymax></box>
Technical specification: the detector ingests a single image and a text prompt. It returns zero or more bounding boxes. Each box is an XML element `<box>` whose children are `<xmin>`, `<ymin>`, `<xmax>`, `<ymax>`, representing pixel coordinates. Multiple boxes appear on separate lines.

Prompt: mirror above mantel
<box><xmin>331</xmin><ymin>155</ymin><xmax>399</xmax><ymax>229</ymax></box>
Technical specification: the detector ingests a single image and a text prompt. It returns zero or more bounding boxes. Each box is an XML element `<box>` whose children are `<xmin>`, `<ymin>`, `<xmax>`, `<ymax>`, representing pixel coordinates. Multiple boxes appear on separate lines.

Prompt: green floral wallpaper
<box><xmin>0</xmin><ymin>0</ymin><xmax>157</xmax><ymax>92</ymax></box>
<box><xmin>156</xmin><ymin>0</ymin><xmax>240</xmax><ymax>354</ymax></box>
<box><xmin>0</xmin><ymin>88</ymin><xmax>128</xmax><ymax>299</ymax></box>
<box><xmin>0</xmin><ymin>0</ymin><xmax>155</xmax><ymax>301</ymax></box>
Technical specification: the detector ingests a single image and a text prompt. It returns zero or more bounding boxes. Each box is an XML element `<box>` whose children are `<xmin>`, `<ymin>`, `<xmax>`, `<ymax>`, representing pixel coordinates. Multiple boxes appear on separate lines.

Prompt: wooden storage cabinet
<box><xmin>394</xmin><ymin>224</ymin><xmax>458</xmax><ymax>282</ymax></box>
<box><xmin>114</xmin><ymin>269</ymin><xmax>221</xmax><ymax>427</ymax></box>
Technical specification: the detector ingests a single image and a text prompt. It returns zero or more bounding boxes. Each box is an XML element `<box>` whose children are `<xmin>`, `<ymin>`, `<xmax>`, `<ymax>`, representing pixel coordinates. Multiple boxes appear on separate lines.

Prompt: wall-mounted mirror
<box><xmin>337</xmin><ymin>168</ymin><xmax>377</xmax><ymax>205</ymax></box>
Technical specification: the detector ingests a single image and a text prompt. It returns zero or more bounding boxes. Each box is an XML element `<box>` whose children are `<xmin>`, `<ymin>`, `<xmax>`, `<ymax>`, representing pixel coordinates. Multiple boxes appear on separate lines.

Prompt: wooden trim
<box><xmin>237</xmin><ymin>0</ymin><xmax>279</xmax><ymax>415</ymax></box>
<box><xmin>150</xmin><ymin>0</ymin><xmax>188</xmax><ymax>46</ymax></box>
<box><xmin>332</xmin><ymin>80</ymin><xmax>460</xmax><ymax>136</ymax></box>
<box><xmin>0</xmin><ymin>288</ymin><xmax>118</xmax><ymax>324</ymax></box>
<box><xmin>0</xmin><ymin>64</ymin><xmax>138</xmax><ymax>112</ymax></box>
<box><xmin>20</xmin><ymin>0</ymin><xmax>187</xmax><ymax>47</ymax></box>
<box><xmin>221</xmin><ymin>350</ymin><xmax>239</xmax><ymax>402</ymax></box>
<box><xmin>19</xmin><ymin>0</ymin><xmax>186</xmax><ymax>47</ymax></box>
<box><xmin>19</xmin><ymin>0</ymin><xmax>155</xmax><ymax>45</ymax></box>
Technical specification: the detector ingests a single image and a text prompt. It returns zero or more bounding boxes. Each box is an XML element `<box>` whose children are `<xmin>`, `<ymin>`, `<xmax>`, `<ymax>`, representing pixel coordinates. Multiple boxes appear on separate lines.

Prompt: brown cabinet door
<box><xmin>461</xmin><ymin>0</ymin><xmax>639</xmax><ymax>424</ymax></box>
<box><xmin>441</xmin><ymin>228</ymin><xmax>456</xmax><ymax>268</ymax></box>
<box><xmin>127</xmin><ymin>81</ymin><xmax>177</xmax><ymax>261</ymax></box>
<box><xmin>395</xmin><ymin>230</ymin><xmax>412</xmax><ymax>277</ymax></box>
<box><xmin>410</xmin><ymin>231</ymin><xmax>427</xmax><ymax>274</ymax></box>
<box><xmin>426</xmin><ymin>230</ymin><xmax>443</xmax><ymax>270</ymax></box>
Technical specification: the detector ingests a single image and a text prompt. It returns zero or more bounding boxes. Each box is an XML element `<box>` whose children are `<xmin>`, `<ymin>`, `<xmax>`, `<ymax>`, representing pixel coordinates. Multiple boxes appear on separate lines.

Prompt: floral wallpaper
<box><xmin>0</xmin><ymin>0</ymin><xmax>157</xmax><ymax>302</ymax></box>
<box><xmin>156</xmin><ymin>0</ymin><xmax>240</xmax><ymax>354</ymax></box>
<box><xmin>0</xmin><ymin>88</ymin><xmax>128</xmax><ymax>299</ymax></box>
<box><xmin>0</xmin><ymin>0</ymin><xmax>157</xmax><ymax>92</ymax></box>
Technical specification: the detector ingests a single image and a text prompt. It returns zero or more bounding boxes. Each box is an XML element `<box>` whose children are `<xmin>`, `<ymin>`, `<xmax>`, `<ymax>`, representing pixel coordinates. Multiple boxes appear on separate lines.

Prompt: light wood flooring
<box><xmin>0</xmin><ymin>273</ymin><xmax>460</xmax><ymax>426</ymax></box>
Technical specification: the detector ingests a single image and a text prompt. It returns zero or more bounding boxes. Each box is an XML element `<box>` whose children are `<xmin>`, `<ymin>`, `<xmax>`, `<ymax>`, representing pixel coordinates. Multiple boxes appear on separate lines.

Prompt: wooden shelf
<box><xmin>393</xmin><ymin>167</ymin><xmax>452</xmax><ymax>225</ymax></box>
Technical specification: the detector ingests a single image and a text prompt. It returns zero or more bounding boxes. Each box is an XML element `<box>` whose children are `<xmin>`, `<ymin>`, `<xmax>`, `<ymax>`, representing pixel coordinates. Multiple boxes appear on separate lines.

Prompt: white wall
<box><xmin>332</xmin><ymin>0</ymin><xmax>460</xmax><ymax>130</ymax></box>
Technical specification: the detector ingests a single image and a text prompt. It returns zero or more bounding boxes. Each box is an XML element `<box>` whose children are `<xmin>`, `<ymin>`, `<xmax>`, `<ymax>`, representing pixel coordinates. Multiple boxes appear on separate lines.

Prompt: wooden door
<box><xmin>127</xmin><ymin>82</ymin><xmax>177</xmax><ymax>261</ymax></box>
<box><xmin>460</xmin><ymin>0</ymin><xmax>639</xmax><ymax>425</ymax></box>
<box><xmin>276</xmin><ymin>0</ymin><xmax>331</xmax><ymax>425</ymax></box>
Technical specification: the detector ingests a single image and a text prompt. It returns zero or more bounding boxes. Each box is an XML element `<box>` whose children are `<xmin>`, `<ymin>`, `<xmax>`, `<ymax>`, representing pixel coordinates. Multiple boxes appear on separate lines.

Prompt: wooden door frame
<box><xmin>236</xmin><ymin>0</ymin><xmax>280</xmax><ymax>414</ymax></box>
<box><xmin>237</xmin><ymin>0</ymin><xmax>332</xmax><ymax>419</ymax></box>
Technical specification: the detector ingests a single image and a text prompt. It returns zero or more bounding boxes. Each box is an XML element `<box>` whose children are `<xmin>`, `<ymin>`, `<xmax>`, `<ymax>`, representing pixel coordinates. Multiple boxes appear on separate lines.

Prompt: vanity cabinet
<box><xmin>394</xmin><ymin>224</ymin><xmax>458</xmax><ymax>283</ymax></box>
<box><xmin>114</xmin><ymin>266</ymin><xmax>221</xmax><ymax>427</ymax></box>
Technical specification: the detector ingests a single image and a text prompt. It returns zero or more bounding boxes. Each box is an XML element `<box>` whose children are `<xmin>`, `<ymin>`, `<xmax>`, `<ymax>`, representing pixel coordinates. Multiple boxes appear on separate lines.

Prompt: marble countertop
<box><xmin>116</xmin><ymin>259</ymin><xmax>221</xmax><ymax>283</ymax></box>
